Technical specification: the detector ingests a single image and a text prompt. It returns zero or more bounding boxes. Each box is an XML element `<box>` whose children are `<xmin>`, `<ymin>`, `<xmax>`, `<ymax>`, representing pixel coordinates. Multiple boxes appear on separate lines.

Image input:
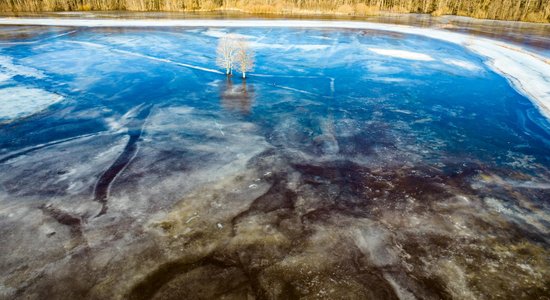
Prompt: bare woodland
<box><xmin>1</xmin><ymin>0</ymin><xmax>549</xmax><ymax>23</ymax></box>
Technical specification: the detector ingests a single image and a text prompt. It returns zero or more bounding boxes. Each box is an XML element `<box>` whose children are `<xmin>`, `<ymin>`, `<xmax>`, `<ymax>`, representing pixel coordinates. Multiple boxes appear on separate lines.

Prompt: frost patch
<box><xmin>445</xmin><ymin>59</ymin><xmax>481</xmax><ymax>71</ymax></box>
<box><xmin>203</xmin><ymin>29</ymin><xmax>256</xmax><ymax>40</ymax></box>
<box><xmin>250</xmin><ymin>42</ymin><xmax>329</xmax><ymax>51</ymax></box>
<box><xmin>367</xmin><ymin>76</ymin><xmax>408</xmax><ymax>83</ymax></box>
<box><xmin>0</xmin><ymin>55</ymin><xmax>45</xmax><ymax>81</ymax></box>
<box><xmin>368</xmin><ymin>48</ymin><xmax>434</xmax><ymax>61</ymax></box>
<box><xmin>0</xmin><ymin>73</ymin><xmax>11</xmax><ymax>83</ymax></box>
<box><xmin>0</xmin><ymin>87</ymin><xmax>63</xmax><ymax>120</ymax></box>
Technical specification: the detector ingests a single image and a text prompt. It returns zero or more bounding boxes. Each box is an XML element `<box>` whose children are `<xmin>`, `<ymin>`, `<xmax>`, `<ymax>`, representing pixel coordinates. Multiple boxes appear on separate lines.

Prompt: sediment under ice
<box><xmin>0</xmin><ymin>20</ymin><xmax>549</xmax><ymax>299</ymax></box>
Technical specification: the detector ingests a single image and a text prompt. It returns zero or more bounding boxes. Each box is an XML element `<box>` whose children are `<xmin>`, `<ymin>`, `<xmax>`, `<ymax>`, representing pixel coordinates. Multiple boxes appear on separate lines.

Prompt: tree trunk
<box><xmin>242</xmin><ymin>72</ymin><xmax>246</xmax><ymax>79</ymax></box>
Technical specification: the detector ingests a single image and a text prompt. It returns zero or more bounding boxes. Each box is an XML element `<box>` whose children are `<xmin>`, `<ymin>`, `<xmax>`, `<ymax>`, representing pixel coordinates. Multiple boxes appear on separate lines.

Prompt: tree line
<box><xmin>1</xmin><ymin>0</ymin><xmax>548</xmax><ymax>22</ymax></box>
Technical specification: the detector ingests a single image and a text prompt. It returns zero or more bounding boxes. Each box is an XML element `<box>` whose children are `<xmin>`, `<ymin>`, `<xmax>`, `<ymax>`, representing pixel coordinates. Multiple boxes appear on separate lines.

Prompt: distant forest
<box><xmin>1</xmin><ymin>0</ymin><xmax>549</xmax><ymax>22</ymax></box>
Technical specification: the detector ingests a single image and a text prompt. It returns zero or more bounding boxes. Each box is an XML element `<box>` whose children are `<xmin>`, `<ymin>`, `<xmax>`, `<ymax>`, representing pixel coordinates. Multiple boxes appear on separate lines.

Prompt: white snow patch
<box><xmin>249</xmin><ymin>41</ymin><xmax>329</xmax><ymax>51</ymax></box>
<box><xmin>203</xmin><ymin>29</ymin><xmax>256</xmax><ymax>40</ymax></box>
<box><xmin>0</xmin><ymin>55</ymin><xmax>45</xmax><ymax>81</ymax></box>
<box><xmin>0</xmin><ymin>73</ymin><xmax>11</xmax><ymax>83</ymax></box>
<box><xmin>368</xmin><ymin>48</ymin><xmax>434</xmax><ymax>61</ymax></box>
<box><xmin>311</xmin><ymin>35</ymin><xmax>335</xmax><ymax>41</ymax></box>
<box><xmin>445</xmin><ymin>59</ymin><xmax>481</xmax><ymax>71</ymax></box>
<box><xmin>0</xmin><ymin>19</ymin><xmax>548</xmax><ymax>118</ymax></box>
<box><xmin>365</xmin><ymin>61</ymin><xmax>403</xmax><ymax>74</ymax></box>
<box><xmin>294</xmin><ymin>44</ymin><xmax>330</xmax><ymax>51</ymax></box>
<box><xmin>371</xmin><ymin>77</ymin><xmax>409</xmax><ymax>83</ymax></box>
<box><xmin>0</xmin><ymin>87</ymin><xmax>63</xmax><ymax>120</ymax></box>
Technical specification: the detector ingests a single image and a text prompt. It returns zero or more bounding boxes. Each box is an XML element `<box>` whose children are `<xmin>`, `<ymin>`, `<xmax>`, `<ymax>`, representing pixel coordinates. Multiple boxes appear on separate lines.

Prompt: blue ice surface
<box><xmin>0</xmin><ymin>26</ymin><xmax>549</xmax><ymax>174</ymax></box>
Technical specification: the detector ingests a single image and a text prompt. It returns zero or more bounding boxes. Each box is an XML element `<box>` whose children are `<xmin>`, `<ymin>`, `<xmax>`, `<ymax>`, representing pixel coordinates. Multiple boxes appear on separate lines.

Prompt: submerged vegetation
<box><xmin>1</xmin><ymin>0</ymin><xmax>549</xmax><ymax>22</ymax></box>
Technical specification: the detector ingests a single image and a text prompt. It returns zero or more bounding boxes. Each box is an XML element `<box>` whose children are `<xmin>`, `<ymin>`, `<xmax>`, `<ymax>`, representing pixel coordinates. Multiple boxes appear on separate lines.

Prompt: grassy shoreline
<box><xmin>1</xmin><ymin>1</ymin><xmax>549</xmax><ymax>23</ymax></box>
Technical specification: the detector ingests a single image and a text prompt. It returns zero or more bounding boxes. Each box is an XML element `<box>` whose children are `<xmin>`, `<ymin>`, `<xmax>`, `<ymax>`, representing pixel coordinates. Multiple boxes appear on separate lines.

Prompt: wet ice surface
<box><xmin>0</xmin><ymin>24</ymin><xmax>549</xmax><ymax>300</ymax></box>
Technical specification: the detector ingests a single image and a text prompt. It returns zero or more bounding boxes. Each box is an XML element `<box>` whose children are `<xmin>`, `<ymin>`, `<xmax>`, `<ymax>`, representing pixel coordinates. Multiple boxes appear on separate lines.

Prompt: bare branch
<box><xmin>216</xmin><ymin>34</ymin><xmax>238</xmax><ymax>75</ymax></box>
<box><xmin>236</xmin><ymin>38</ymin><xmax>255</xmax><ymax>79</ymax></box>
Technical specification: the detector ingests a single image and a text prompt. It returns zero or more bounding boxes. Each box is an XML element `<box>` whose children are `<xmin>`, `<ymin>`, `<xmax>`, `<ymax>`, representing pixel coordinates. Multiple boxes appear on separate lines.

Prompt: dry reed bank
<box><xmin>0</xmin><ymin>0</ymin><xmax>549</xmax><ymax>22</ymax></box>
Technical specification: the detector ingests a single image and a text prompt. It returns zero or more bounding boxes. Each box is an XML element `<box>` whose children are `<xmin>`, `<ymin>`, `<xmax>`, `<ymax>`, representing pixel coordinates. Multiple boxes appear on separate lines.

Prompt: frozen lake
<box><xmin>0</xmin><ymin>17</ymin><xmax>549</xmax><ymax>299</ymax></box>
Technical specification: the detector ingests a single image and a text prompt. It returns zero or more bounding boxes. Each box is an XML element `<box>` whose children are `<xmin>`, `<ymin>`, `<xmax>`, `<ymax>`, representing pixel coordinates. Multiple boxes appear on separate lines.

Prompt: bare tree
<box><xmin>216</xmin><ymin>34</ymin><xmax>237</xmax><ymax>75</ymax></box>
<box><xmin>236</xmin><ymin>38</ymin><xmax>255</xmax><ymax>79</ymax></box>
